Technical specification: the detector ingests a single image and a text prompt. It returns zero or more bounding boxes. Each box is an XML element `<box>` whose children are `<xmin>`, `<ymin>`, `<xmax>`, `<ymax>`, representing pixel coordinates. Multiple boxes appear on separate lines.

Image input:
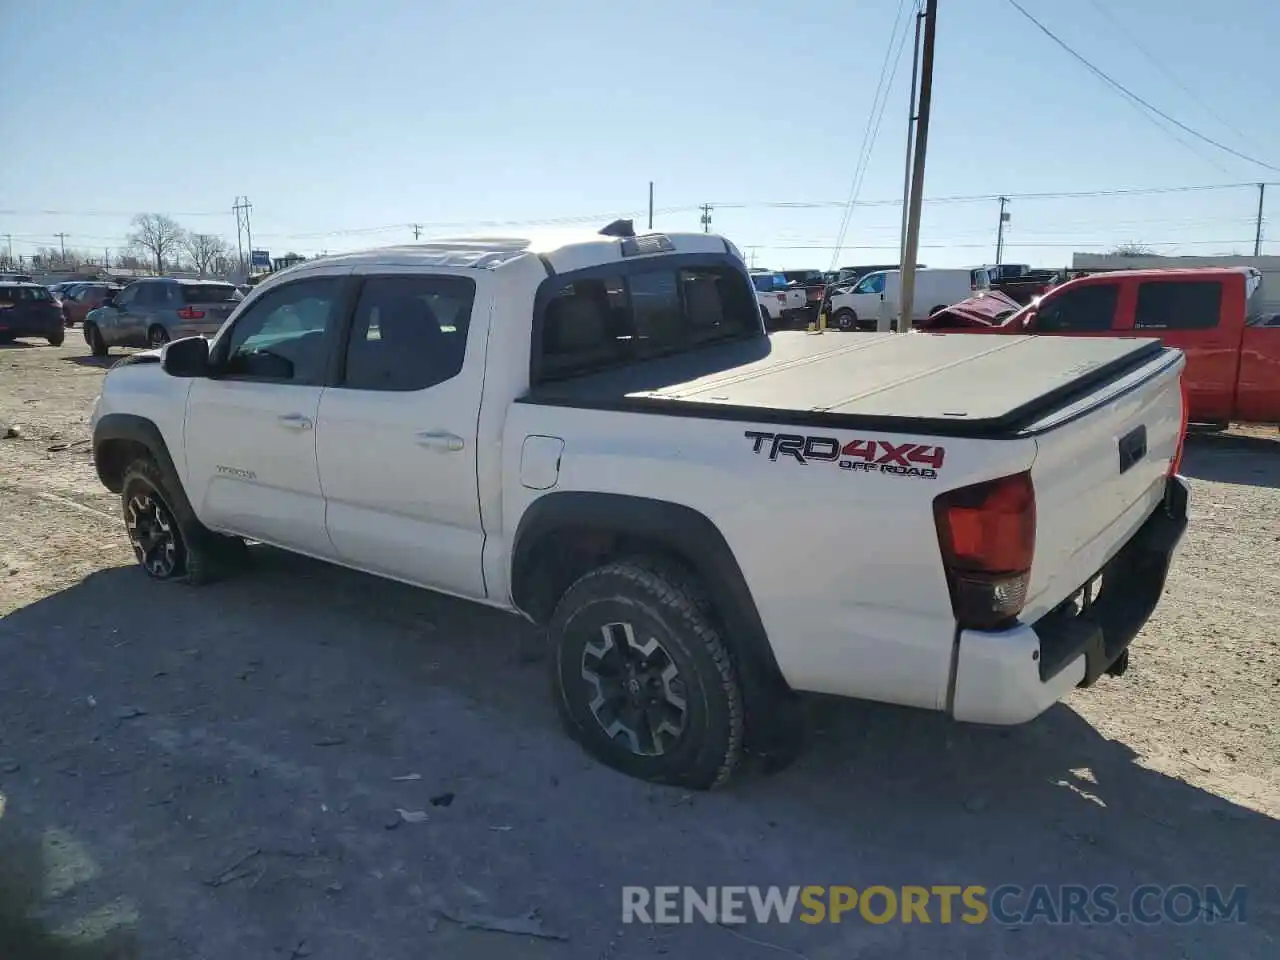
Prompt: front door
<box><xmin>98</xmin><ymin>283</ymin><xmax>140</xmax><ymax>347</ymax></box>
<box><xmin>315</xmin><ymin>270</ymin><xmax>488</xmax><ymax>598</ymax></box>
<box><xmin>182</xmin><ymin>273</ymin><xmax>348</xmax><ymax>557</ymax></box>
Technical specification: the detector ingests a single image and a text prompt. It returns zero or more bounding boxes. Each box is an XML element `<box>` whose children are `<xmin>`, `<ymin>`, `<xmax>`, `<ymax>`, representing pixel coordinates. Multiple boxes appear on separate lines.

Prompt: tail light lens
<box><xmin>775</xmin><ymin>293</ymin><xmax>786</xmax><ymax>304</ymax></box>
<box><xmin>176</xmin><ymin>306</ymin><xmax>205</xmax><ymax>320</ymax></box>
<box><xmin>1169</xmin><ymin>371</ymin><xmax>1189</xmax><ymax>477</ymax></box>
<box><xmin>934</xmin><ymin>472</ymin><xmax>1036</xmax><ymax>630</ymax></box>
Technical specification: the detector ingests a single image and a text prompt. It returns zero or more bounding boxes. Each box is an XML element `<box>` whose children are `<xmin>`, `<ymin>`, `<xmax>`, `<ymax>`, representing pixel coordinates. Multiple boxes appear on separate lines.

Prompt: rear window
<box><xmin>537</xmin><ymin>263</ymin><xmax>758</xmax><ymax>382</ymax></box>
<box><xmin>0</xmin><ymin>285</ymin><xmax>51</xmax><ymax>302</ymax></box>
<box><xmin>181</xmin><ymin>284</ymin><xmax>238</xmax><ymax>304</ymax></box>
<box><xmin>1135</xmin><ymin>280</ymin><xmax>1222</xmax><ymax>330</ymax></box>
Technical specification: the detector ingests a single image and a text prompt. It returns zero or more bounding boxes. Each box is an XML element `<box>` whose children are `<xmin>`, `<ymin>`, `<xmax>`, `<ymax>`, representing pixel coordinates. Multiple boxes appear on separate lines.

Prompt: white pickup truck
<box><xmin>90</xmin><ymin>225</ymin><xmax>1190</xmax><ymax>789</ymax></box>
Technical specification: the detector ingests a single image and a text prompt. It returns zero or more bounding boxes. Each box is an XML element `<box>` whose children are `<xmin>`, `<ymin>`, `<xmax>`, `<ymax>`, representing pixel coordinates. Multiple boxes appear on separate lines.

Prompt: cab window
<box><xmin>854</xmin><ymin>272</ymin><xmax>886</xmax><ymax>295</ymax></box>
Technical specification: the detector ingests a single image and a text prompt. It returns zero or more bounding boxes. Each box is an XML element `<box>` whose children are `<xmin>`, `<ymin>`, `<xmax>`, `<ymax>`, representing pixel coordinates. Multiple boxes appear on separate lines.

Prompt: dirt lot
<box><xmin>1</xmin><ymin>337</ymin><xmax>1277</xmax><ymax>959</ymax></box>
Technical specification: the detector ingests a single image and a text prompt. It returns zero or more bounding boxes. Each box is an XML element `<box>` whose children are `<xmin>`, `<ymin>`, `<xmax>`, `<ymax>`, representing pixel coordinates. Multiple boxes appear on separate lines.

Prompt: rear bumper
<box><xmin>0</xmin><ymin>318</ymin><xmax>63</xmax><ymax>338</ymax></box>
<box><xmin>951</xmin><ymin>475</ymin><xmax>1190</xmax><ymax>725</ymax></box>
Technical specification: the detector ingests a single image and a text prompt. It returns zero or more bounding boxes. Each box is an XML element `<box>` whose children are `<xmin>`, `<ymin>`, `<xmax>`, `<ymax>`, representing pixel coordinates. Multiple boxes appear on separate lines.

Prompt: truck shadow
<box><xmin>1182</xmin><ymin>433</ymin><xmax>1280</xmax><ymax>488</ymax></box>
<box><xmin>1</xmin><ymin>551</ymin><xmax>1275</xmax><ymax>954</ymax></box>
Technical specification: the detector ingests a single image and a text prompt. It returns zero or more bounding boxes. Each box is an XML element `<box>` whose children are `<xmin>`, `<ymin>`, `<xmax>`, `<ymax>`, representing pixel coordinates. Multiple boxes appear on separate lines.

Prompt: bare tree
<box><xmin>184</xmin><ymin>233</ymin><xmax>232</xmax><ymax>276</ymax></box>
<box><xmin>128</xmin><ymin>213</ymin><xmax>186</xmax><ymax>274</ymax></box>
<box><xmin>1110</xmin><ymin>243</ymin><xmax>1156</xmax><ymax>257</ymax></box>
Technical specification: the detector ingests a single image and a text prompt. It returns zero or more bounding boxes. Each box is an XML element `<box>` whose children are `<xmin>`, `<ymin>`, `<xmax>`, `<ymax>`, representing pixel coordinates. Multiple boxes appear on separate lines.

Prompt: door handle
<box><xmin>277</xmin><ymin>413</ymin><xmax>314</xmax><ymax>431</ymax></box>
<box><xmin>416</xmin><ymin>430</ymin><xmax>465</xmax><ymax>452</ymax></box>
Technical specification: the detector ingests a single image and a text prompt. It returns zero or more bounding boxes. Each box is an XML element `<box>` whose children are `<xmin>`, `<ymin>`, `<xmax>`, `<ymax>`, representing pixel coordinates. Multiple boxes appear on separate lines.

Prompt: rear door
<box><xmin>315</xmin><ymin>269</ymin><xmax>488</xmax><ymax>598</ymax></box>
<box><xmin>1131</xmin><ymin>276</ymin><xmax>1235</xmax><ymax>423</ymax></box>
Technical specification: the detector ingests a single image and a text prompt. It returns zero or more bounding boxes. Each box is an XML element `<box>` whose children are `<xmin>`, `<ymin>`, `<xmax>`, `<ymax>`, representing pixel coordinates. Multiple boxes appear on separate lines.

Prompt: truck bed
<box><xmin>521</xmin><ymin>330</ymin><xmax>1172</xmax><ymax>438</ymax></box>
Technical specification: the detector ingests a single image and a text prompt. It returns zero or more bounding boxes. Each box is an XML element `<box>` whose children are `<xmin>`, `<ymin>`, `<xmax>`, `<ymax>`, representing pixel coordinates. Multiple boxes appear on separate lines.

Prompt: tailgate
<box><xmin>1021</xmin><ymin>346</ymin><xmax>1186</xmax><ymax>622</ymax></box>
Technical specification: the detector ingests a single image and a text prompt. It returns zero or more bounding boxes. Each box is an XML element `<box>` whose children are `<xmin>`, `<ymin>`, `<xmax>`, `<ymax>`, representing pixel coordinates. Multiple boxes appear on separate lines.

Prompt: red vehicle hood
<box><xmin>916</xmin><ymin>291</ymin><xmax>1024</xmax><ymax>331</ymax></box>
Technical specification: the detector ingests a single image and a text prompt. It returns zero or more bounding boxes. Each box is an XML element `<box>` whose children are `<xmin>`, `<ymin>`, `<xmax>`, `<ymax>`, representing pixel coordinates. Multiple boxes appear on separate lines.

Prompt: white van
<box><xmin>827</xmin><ymin>267</ymin><xmax>990</xmax><ymax>331</ymax></box>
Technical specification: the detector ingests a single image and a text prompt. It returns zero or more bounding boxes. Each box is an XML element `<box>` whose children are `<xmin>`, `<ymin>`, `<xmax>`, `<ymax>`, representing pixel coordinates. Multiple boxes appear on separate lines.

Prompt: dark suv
<box><xmin>84</xmin><ymin>278</ymin><xmax>242</xmax><ymax>355</ymax></box>
<box><xmin>0</xmin><ymin>283</ymin><xmax>65</xmax><ymax>346</ymax></box>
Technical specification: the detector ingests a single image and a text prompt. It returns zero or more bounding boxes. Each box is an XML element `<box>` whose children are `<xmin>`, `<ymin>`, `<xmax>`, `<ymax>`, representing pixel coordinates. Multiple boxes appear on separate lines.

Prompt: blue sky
<box><xmin>2</xmin><ymin>0</ymin><xmax>1277</xmax><ymax>270</ymax></box>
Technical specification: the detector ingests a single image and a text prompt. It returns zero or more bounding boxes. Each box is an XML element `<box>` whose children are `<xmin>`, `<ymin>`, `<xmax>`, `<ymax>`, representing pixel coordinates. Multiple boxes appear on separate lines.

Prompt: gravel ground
<box><xmin>1</xmin><ymin>337</ymin><xmax>1277</xmax><ymax>959</ymax></box>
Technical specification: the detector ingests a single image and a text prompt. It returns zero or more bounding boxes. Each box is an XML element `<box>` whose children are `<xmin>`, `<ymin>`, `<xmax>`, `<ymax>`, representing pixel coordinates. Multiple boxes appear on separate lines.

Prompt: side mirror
<box><xmin>161</xmin><ymin>335</ymin><xmax>210</xmax><ymax>377</ymax></box>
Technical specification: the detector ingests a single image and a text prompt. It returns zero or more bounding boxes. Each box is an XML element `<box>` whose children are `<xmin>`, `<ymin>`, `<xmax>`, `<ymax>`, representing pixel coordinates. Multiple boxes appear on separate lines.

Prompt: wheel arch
<box><xmin>93</xmin><ymin>413</ymin><xmax>180</xmax><ymax>495</ymax></box>
<box><xmin>510</xmin><ymin>491</ymin><xmax>790</xmax><ymax>700</ymax></box>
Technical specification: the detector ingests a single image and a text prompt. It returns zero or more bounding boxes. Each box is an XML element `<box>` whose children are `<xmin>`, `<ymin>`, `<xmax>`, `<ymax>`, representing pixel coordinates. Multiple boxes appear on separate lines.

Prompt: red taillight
<box><xmin>775</xmin><ymin>293</ymin><xmax>786</xmax><ymax>303</ymax></box>
<box><xmin>1169</xmin><ymin>371</ymin><xmax>1189</xmax><ymax>476</ymax></box>
<box><xmin>176</xmin><ymin>306</ymin><xmax>205</xmax><ymax>320</ymax></box>
<box><xmin>934</xmin><ymin>472</ymin><xmax>1036</xmax><ymax>630</ymax></box>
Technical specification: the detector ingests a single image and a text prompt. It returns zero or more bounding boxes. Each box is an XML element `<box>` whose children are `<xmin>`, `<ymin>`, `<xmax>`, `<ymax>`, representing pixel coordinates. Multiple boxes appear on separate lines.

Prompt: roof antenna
<box><xmin>599</xmin><ymin>218</ymin><xmax>635</xmax><ymax>238</ymax></box>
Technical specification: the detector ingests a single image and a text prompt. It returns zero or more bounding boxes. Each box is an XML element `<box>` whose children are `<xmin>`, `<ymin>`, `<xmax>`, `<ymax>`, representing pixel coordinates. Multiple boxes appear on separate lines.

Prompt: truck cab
<box><xmin>999</xmin><ymin>267</ymin><xmax>1279</xmax><ymax>426</ymax></box>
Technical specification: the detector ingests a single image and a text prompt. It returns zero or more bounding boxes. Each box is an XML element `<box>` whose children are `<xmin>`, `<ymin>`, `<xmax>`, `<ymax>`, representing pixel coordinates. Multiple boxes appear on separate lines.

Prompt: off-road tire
<box><xmin>120</xmin><ymin>458</ymin><xmax>246</xmax><ymax>585</ymax></box>
<box><xmin>549</xmin><ymin>558</ymin><xmax>746</xmax><ymax>789</ymax></box>
<box><xmin>834</xmin><ymin>308</ymin><xmax>857</xmax><ymax>331</ymax></box>
<box><xmin>85</xmin><ymin>323</ymin><xmax>107</xmax><ymax>357</ymax></box>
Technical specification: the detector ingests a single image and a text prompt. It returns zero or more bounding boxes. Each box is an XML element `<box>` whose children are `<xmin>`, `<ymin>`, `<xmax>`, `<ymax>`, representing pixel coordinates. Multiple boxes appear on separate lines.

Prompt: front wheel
<box><xmin>833</xmin><ymin>308</ymin><xmax>857</xmax><ymax>331</ymax></box>
<box><xmin>549</xmin><ymin>558</ymin><xmax>745</xmax><ymax>789</ymax></box>
<box><xmin>85</xmin><ymin>323</ymin><xmax>108</xmax><ymax>357</ymax></box>
<box><xmin>120</xmin><ymin>458</ymin><xmax>247</xmax><ymax>585</ymax></box>
<box><xmin>148</xmin><ymin>325</ymin><xmax>170</xmax><ymax>348</ymax></box>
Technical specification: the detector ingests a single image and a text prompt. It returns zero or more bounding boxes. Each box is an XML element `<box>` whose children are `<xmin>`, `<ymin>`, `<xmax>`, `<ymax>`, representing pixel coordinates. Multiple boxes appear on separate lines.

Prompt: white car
<box><xmin>90</xmin><ymin>226</ymin><xmax>1190</xmax><ymax>789</ymax></box>
<box><xmin>828</xmin><ymin>267</ymin><xmax>992</xmax><ymax>331</ymax></box>
<box><xmin>751</xmin><ymin>270</ymin><xmax>808</xmax><ymax>329</ymax></box>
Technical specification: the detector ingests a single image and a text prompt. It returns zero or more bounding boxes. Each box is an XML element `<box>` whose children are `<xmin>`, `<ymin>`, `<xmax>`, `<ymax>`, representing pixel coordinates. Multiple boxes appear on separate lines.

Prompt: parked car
<box><xmin>0</xmin><ymin>282</ymin><xmax>66</xmax><ymax>346</ymax></box>
<box><xmin>0</xmin><ymin>272</ymin><xmax>35</xmax><ymax>283</ymax></box>
<box><xmin>83</xmin><ymin>278</ymin><xmax>242</xmax><ymax>355</ymax></box>
<box><xmin>827</xmin><ymin>267</ymin><xmax>991</xmax><ymax>331</ymax></box>
<box><xmin>61</xmin><ymin>282</ymin><xmax>123</xmax><ymax>327</ymax></box>
<box><xmin>780</xmin><ymin>269</ymin><xmax>828</xmax><ymax>316</ymax></box>
<box><xmin>920</xmin><ymin>266</ymin><xmax>1280</xmax><ymax>428</ymax></box>
<box><xmin>90</xmin><ymin>226</ymin><xmax>1190</xmax><ymax>788</ymax></box>
<box><xmin>750</xmin><ymin>270</ymin><xmax>808</xmax><ymax>329</ymax></box>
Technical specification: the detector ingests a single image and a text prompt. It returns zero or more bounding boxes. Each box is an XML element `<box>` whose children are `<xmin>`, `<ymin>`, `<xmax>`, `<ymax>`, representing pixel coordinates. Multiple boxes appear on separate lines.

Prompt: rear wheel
<box><xmin>148</xmin><ymin>325</ymin><xmax>170</xmax><ymax>348</ymax></box>
<box><xmin>834</xmin><ymin>308</ymin><xmax>857</xmax><ymax>331</ymax></box>
<box><xmin>47</xmin><ymin>329</ymin><xmax>64</xmax><ymax>347</ymax></box>
<box><xmin>549</xmin><ymin>558</ymin><xmax>745</xmax><ymax>789</ymax></box>
<box><xmin>85</xmin><ymin>323</ymin><xmax>107</xmax><ymax>357</ymax></box>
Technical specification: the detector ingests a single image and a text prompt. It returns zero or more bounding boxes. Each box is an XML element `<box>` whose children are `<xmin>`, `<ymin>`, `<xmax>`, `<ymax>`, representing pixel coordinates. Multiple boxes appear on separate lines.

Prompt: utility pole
<box><xmin>648</xmin><ymin>182</ymin><xmax>654</xmax><ymax>230</ymax></box>
<box><xmin>995</xmin><ymin>196</ymin><xmax>1010</xmax><ymax>266</ymax></box>
<box><xmin>233</xmin><ymin>196</ymin><xmax>255</xmax><ymax>271</ymax></box>
<box><xmin>4</xmin><ymin>234</ymin><xmax>12</xmax><ymax>266</ymax></box>
<box><xmin>700</xmin><ymin>203</ymin><xmax>713</xmax><ymax>233</ymax></box>
<box><xmin>898</xmin><ymin>7</ymin><xmax>923</xmax><ymax>274</ymax></box>
<box><xmin>54</xmin><ymin>232</ymin><xmax>69</xmax><ymax>262</ymax></box>
<box><xmin>898</xmin><ymin>0</ymin><xmax>938</xmax><ymax>333</ymax></box>
<box><xmin>1254</xmin><ymin>183</ymin><xmax>1266</xmax><ymax>256</ymax></box>
<box><xmin>412</xmin><ymin>223</ymin><xmax>422</xmax><ymax>240</ymax></box>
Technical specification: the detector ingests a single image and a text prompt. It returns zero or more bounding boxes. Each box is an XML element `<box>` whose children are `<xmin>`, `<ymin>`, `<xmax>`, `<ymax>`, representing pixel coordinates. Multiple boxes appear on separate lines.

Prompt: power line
<box><xmin>1083</xmin><ymin>0</ymin><xmax>1262</xmax><ymax>156</ymax></box>
<box><xmin>1004</xmin><ymin>0</ymin><xmax>1280</xmax><ymax>174</ymax></box>
<box><xmin>829</xmin><ymin>0</ymin><xmax>916</xmax><ymax>269</ymax></box>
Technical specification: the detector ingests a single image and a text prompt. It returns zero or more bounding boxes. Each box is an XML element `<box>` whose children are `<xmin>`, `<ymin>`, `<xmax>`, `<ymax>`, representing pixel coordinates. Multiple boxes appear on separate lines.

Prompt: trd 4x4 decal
<box><xmin>744</xmin><ymin>431</ymin><xmax>944</xmax><ymax>479</ymax></box>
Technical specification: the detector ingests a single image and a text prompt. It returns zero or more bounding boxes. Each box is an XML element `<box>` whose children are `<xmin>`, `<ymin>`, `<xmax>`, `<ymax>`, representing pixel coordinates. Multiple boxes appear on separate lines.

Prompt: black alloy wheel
<box><xmin>124</xmin><ymin>486</ymin><xmax>185</xmax><ymax>579</ymax></box>
<box><xmin>580</xmin><ymin>620</ymin><xmax>689</xmax><ymax>757</ymax></box>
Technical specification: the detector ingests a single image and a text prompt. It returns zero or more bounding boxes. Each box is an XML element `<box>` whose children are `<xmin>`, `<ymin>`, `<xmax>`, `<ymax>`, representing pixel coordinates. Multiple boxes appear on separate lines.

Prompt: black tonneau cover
<box><xmin>520</xmin><ymin>331</ymin><xmax>1173</xmax><ymax>438</ymax></box>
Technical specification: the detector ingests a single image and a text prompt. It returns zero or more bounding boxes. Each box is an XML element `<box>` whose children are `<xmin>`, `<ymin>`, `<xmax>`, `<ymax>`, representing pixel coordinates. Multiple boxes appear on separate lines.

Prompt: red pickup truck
<box><xmin>923</xmin><ymin>267</ymin><xmax>1280</xmax><ymax>427</ymax></box>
